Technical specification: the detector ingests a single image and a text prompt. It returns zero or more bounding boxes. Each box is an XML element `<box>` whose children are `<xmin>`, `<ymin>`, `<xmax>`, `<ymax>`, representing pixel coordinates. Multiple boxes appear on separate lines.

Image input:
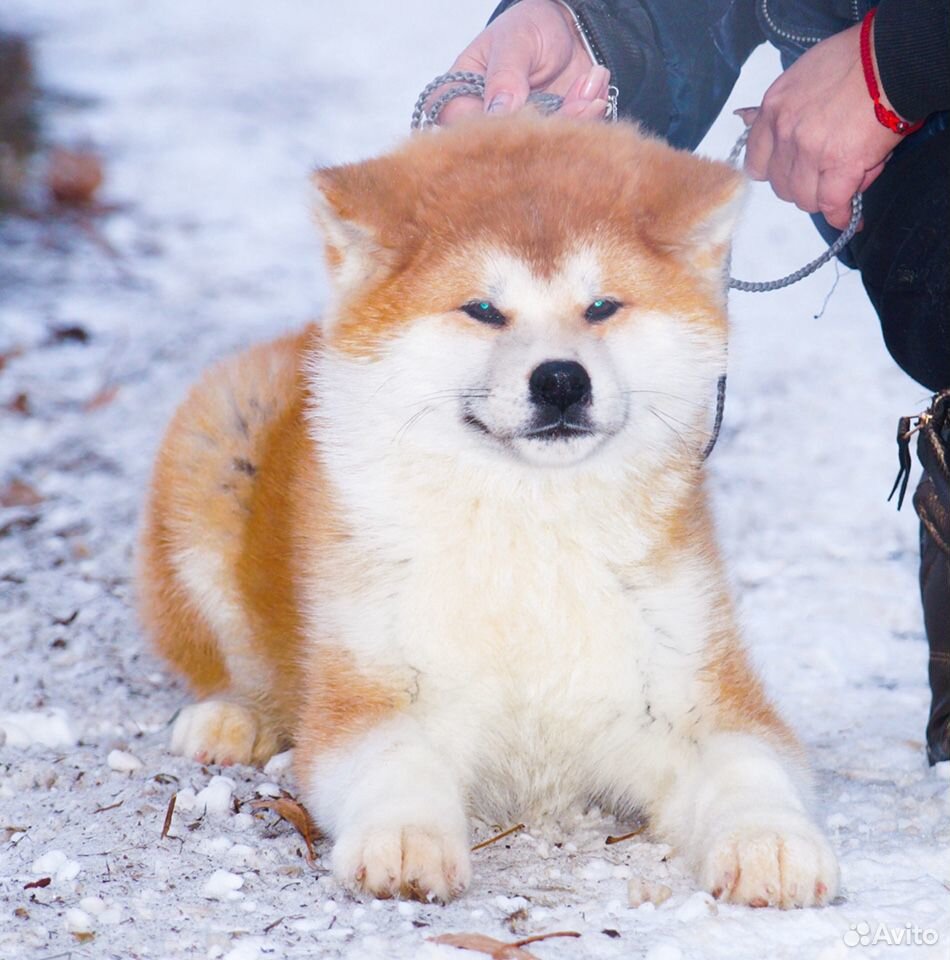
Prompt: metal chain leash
<box><xmin>410</xmin><ymin>73</ymin><xmax>862</xmax><ymax>294</ymax></box>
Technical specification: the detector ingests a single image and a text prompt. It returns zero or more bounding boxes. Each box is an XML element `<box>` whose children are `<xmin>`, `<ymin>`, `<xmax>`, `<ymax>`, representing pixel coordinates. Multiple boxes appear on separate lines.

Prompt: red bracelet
<box><xmin>860</xmin><ymin>7</ymin><xmax>924</xmax><ymax>135</ymax></box>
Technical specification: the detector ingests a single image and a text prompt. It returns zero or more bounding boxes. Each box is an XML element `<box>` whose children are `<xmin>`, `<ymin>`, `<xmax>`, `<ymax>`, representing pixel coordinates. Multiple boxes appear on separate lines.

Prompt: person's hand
<box><xmin>738</xmin><ymin>22</ymin><xmax>903</xmax><ymax>230</ymax></box>
<box><xmin>437</xmin><ymin>0</ymin><xmax>611</xmax><ymax>124</ymax></box>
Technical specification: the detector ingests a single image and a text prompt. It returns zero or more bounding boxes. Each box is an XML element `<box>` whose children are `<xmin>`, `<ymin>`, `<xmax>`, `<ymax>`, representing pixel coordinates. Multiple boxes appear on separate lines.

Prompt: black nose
<box><xmin>528</xmin><ymin>360</ymin><xmax>592</xmax><ymax>412</ymax></box>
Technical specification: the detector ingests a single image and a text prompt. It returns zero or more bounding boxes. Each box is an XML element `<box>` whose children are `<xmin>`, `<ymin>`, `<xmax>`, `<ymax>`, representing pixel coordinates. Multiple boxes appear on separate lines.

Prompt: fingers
<box><xmin>742</xmin><ymin>112</ymin><xmax>773</xmax><ymax>182</ymax></box>
<box><xmin>741</xmin><ymin>106</ymin><xmax>864</xmax><ymax>229</ymax></box>
<box><xmin>733</xmin><ymin>106</ymin><xmax>759</xmax><ymax>128</ymax></box>
<box><xmin>816</xmin><ymin>167</ymin><xmax>864</xmax><ymax>229</ymax></box>
<box><xmin>437</xmin><ymin>94</ymin><xmax>487</xmax><ymax>125</ymax></box>
<box><xmin>559</xmin><ymin>65</ymin><xmax>611</xmax><ymax>122</ymax></box>
<box><xmin>435</xmin><ymin>47</ymin><xmax>492</xmax><ymax>125</ymax></box>
<box><xmin>481</xmin><ymin>27</ymin><xmax>536</xmax><ymax>116</ymax></box>
<box><xmin>430</xmin><ymin>60</ymin><xmax>610</xmax><ymax>126</ymax></box>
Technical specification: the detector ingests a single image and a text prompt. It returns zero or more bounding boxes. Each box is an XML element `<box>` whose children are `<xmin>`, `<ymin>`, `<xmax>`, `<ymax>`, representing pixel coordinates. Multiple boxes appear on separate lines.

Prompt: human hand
<box><xmin>738</xmin><ymin>22</ymin><xmax>903</xmax><ymax>230</ymax></box>
<box><xmin>437</xmin><ymin>0</ymin><xmax>611</xmax><ymax>124</ymax></box>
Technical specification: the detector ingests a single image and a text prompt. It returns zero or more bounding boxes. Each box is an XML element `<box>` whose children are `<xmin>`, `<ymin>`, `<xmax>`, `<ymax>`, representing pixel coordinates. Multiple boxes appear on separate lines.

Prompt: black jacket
<box><xmin>490</xmin><ymin>0</ymin><xmax>950</xmax><ymax>150</ymax></box>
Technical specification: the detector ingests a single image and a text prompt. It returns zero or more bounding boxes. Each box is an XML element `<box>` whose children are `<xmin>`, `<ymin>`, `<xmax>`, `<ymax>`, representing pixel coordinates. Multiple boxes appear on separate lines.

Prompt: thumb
<box><xmin>733</xmin><ymin>106</ymin><xmax>759</xmax><ymax>127</ymax></box>
<box><xmin>483</xmin><ymin>32</ymin><xmax>534</xmax><ymax>115</ymax></box>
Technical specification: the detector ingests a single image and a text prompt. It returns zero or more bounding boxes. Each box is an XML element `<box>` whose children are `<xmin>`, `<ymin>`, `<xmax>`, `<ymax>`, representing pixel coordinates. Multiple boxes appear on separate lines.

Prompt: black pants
<box><xmin>818</xmin><ymin>115</ymin><xmax>950</xmax><ymax>762</ymax></box>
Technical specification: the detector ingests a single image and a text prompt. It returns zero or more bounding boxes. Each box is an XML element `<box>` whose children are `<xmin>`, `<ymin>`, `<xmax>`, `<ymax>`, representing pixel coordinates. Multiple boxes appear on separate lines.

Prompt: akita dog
<box><xmin>138</xmin><ymin>115</ymin><xmax>838</xmax><ymax>907</ymax></box>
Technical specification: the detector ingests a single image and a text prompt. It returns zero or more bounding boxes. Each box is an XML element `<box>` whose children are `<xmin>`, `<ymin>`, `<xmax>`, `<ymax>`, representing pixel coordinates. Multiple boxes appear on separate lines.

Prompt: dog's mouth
<box><xmin>522</xmin><ymin>419</ymin><xmax>594</xmax><ymax>441</ymax></box>
<box><xmin>463</xmin><ymin>411</ymin><xmax>596</xmax><ymax>444</ymax></box>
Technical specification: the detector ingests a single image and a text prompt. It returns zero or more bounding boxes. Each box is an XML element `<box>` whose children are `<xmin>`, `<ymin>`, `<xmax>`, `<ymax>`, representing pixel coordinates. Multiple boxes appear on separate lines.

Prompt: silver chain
<box><xmin>410</xmin><ymin>74</ymin><xmax>861</xmax><ymax>293</ymax></box>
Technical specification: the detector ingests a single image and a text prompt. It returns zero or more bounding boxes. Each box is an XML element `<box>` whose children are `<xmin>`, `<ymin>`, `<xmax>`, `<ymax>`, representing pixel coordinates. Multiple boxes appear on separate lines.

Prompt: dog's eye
<box><xmin>460</xmin><ymin>301</ymin><xmax>507</xmax><ymax>326</ymax></box>
<box><xmin>584</xmin><ymin>298</ymin><xmax>622</xmax><ymax>323</ymax></box>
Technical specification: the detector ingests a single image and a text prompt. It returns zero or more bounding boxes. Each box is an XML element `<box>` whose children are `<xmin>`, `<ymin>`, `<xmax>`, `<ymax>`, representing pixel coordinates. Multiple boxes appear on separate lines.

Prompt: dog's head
<box><xmin>312</xmin><ymin>115</ymin><xmax>743</xmax><ymax>471</ymax></box>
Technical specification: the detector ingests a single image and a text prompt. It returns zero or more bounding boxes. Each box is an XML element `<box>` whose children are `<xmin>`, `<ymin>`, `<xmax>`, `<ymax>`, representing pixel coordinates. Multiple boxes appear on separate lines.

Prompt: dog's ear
<box><xmin>312</xmin><ymin>158</ymin><xmax>413</xmax><ymax>302</ymax></box>
<box><xmin>645</xmin><ymin>155</ymin><xmax>746</xmax><ymax>291</ymax></box>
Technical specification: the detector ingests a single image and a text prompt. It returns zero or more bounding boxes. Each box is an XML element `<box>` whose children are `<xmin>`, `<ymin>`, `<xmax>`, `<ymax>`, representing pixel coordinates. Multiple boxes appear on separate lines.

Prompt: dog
<box><xmin>137</xmin><ymin>114</ymin><xmax>839</xmax><ymax>907</ymax></box>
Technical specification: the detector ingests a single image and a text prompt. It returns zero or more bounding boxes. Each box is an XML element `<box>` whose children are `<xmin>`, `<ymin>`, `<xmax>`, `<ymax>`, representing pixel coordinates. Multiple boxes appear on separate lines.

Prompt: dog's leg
<box><xmin>294</xmin><ymin>648</ymin><xmax>471</xmax><ymax>902</ymax></box>
<box><xmin>297</xmin><ymin>715</ymin><xmax>471</xmax><ymax>902</ymax></box>
<box><xmin>653</xmin><ymin>731</ymin><xmax>839</xmax><ymax>908</ymax></box>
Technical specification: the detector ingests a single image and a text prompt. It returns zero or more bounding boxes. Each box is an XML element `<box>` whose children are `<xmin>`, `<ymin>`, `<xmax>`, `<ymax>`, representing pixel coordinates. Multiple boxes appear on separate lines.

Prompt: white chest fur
<box><xmin>312</xmin><ymin>444</ymin><xmax>712</xmax><ymax>821</ymax></box>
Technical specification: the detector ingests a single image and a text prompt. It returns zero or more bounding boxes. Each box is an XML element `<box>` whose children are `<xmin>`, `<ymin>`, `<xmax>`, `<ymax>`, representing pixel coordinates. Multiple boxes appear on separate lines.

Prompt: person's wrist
<box><xmin>861</xmin><ymin>8</ymin><xmax>923</xmax><ymax>135</ymax></box>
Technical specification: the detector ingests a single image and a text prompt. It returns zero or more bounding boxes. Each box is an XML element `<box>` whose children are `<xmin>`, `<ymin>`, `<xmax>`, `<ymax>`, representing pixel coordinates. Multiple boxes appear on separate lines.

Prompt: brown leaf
<box><xmin>0</xmin><ymin>347</ymin><xmax>24</xmax><ymax>372</ymax></box>
<box><xmin>429</xmin><ymin>933</ymin><xmax>540</xmax><ymax>959</ymax></box>
<box><xmin>23</xmin><ymin>877</ymin><xmax>51</xmax><ymax>890</ymax></box>
<box><xmin>83</xmin><ymin>383</ymin><xmax>119</xmax><ymax>411</ymax></box>
<box><xmin>72</xmin><ymin>932</ymin><xmax>95</xmax><ymax>943</ymax></box>
<box><xmin>47</xmin><ymin>147</ymin><xmax>104</xmax><ymax>206</ymax></box>
<box><xmin>5</xmin><ymin>392</ymin><xmax>30</xmax><ymax>415</ymax></box>
<box><xmin>250</xmin><ymin>796</ymin><xmax>321</xmax><ymax>863</ymax></box>
<box><xmin>429</xmin><ymin>931</ymin><xmax>581</xmax><ymax>960</ymax></box>
<box><xmin>48</xmin><ymin>324</ymin><xmax>91</xmax><ymax>345</ymax></box>
<box><xmin>0</xmin><ymin>480</ymin><xmax>42</xmax><ymax>508</ymax></box>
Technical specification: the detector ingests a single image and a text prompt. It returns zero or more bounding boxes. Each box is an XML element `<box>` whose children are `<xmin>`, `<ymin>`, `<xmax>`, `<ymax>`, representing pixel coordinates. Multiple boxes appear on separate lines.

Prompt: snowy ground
<box><xmin>1</xmin><ymin>1</ymin><xmax>947</xmax><ymax>958</ymax></box>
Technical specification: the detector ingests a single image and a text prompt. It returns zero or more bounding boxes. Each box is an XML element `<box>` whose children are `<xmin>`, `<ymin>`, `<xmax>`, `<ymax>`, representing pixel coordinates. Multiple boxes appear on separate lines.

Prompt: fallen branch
<box><xmin>471</xmin><ymin>823</ymin><xmax>525</xmax><ymax>852</ymax></box>
<box><xmin>604</xmin><ymin>825</ymin><xmax>646</xmax><ymax>845</ymax></box>
<box><xmin>160</xmin><ymin>792</ymin><xmax>176</xmax><ymax>840</ymax></box>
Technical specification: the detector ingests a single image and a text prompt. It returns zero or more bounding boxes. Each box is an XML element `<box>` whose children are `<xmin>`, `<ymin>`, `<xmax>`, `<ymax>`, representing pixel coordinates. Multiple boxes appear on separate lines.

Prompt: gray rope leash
<box><xmin>411</xmin><ymin>73</ymin><xmax>565</xmax><ymax>129</ymax></box>
<box><xmin>726</xmin><ymin>128</ymin><xmax>862</xmax><ymax>292</ymax></box>
<box><xmin>410</xmin><ymin>74</ymin><xmax>862</xmax><ymax>294</ymax></box>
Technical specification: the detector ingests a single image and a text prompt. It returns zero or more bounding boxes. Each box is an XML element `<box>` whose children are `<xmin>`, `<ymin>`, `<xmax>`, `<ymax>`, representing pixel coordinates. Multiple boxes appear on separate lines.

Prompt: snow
<box><xmin>0</xmin><ymin>708</ymin><xmax>77</xmax><ymax>748</ymax></box>
<box><xmin>201</xmin><ymin>870</ymin><xmax>246</xmax><ymax>902</ymax></box>
<box><xmin>195</xmin><ymin>775</ymin><xmax>237</xmax><ymax>816</ymax></box>
<box><xmin>107</xmin><ymin>748</ymin><xmax>143</xmax><ymax>772</ymax></box>
<box><xmin>0</xmin><ymin>0</ymin><xmax>948</xmax><ymax>958</ymax></box>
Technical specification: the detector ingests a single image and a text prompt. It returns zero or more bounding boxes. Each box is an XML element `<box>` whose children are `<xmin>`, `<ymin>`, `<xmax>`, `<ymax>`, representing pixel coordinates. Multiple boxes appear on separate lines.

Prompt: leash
<box><xmin>410</xmin><ymin>73</ymin><xmax>864</xmax><ymax>460</ymax></box>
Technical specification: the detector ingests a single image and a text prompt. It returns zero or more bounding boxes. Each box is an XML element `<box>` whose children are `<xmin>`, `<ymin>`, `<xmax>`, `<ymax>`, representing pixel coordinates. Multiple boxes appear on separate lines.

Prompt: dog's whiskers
<box><xmin>647</xmin><ymin>405</ymin><xmax>692</xmax><ymax>458</ymax></box>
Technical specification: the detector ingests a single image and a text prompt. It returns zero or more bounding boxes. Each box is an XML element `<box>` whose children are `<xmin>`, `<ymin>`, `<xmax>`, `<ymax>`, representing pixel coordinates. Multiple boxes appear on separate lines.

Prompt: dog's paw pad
<box><xmin>333</xmin><ymin>825</ymin><xmax>471</xmax><ymax>902</ymax></box>
<box><xmin>170</xmin><ymin>700</ymin><xmax>272</xmax><ymax>766</ymax></box>
<box><xmin>702</xmin><ymin>815</ymin><xmax>838</xmax><ymax>908</ymax></box>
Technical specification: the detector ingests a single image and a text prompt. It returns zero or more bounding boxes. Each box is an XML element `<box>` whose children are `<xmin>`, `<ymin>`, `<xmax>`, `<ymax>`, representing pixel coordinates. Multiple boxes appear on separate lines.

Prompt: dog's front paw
<box><xmin>170</xmin><ymin>700</ymin><xmax>277</xmax><ymax>766</ymax></box>
<box><xmin>332</xmin><ymin>825</ymin><xmax>471</xmax><ymax>902</ymax></box>
<box><xmin>700</xmin><ymin>810</ymin><xmax>838</xmax><ymax>908</ymax></box>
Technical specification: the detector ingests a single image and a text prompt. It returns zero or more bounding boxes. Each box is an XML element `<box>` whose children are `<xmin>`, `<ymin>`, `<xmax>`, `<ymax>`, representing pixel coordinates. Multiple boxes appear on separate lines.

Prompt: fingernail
<box><xmin>581</xmin><ymin>65</ymin><xmax>609</xmax><ymax>100</ymax></box>
<box><xmin>733</xmin><ymin>107</ymin><xmax>758</xmax><ymax>126</ymax></box>
<box><xmin>487</xmin><ymin>92</ymin><xmax>513</xmax><ymax>115</ymax></box>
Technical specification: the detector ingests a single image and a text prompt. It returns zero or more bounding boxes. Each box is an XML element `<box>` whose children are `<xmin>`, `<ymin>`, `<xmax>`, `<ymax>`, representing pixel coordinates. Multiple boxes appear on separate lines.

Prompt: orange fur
<box><xmin>140</xmin><ymin>114</ymin><xmax>784</xmax><ymax>762</ymax></box>
<box><xmin>316</xmin><ymin>115</ymin><xmax>739</xmax><ymax>358</ymax></box>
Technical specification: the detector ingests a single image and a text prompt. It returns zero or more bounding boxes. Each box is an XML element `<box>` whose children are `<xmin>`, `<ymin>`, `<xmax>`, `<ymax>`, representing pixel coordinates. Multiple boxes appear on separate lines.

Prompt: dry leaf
<box><xmin>0</xmin><ymin>347</ymin><xmax>24</xmax><ymax>372</ymax></box>
<box><xmin>430</xmin><ymin>931</ymin><xmax>581</xmax><ymax>959</ymax></box>
<box><xmin>72</xmin><ymin>931</ymin><xmax>95</xmax><ymax>943</ymax></box>
<box><xmin>0</xmin><ymin>480</ymin><xmax>42</xmax><ymax>508</ymax></box>
<box><xmin>429</xmin><ymin>933</ymin><xmax>541</xmax><ymax>959</ymax></box>
<box><xmin>47</xmin><ymin>147</ymin><xmax>104</xmax><ymax>206</ymax></box>
<box><xmin>250</xmin><ymin>796</ymin><xmax>321</xmax><ymax>863</ymax></box>
<box><xmin>48</xmin><ymin>324</ymin><xmax>91</xmax><ymax>345</ymax></box>
<box><xmin>23</xmin><ymin>877</ymin><xmax>51</xmax><ymax>890</ymax></box>
<box><xmin>83</xmin><ymin>383</ymin><xmax>119</xmax><ymax>411</ymax></box>
<box><xmin>5</xmin><ymin>392</ymin><xmax>30</xmax><ymax>415</ymax></box>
